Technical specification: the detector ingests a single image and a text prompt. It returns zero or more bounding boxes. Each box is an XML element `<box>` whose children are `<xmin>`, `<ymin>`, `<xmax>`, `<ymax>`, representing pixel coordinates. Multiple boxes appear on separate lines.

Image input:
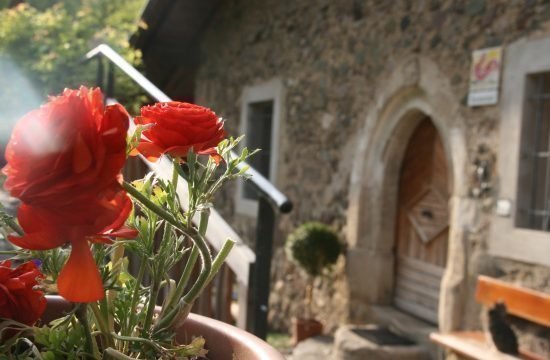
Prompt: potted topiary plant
<box><xmin>285</xmin><ymin>222</ymin><xmax>342</xmax><ymax>345</ymax></box>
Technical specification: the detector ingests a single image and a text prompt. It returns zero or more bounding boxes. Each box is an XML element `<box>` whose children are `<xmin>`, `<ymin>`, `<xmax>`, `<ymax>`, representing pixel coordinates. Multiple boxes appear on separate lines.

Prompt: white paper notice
<box><xmin>467</xmin><ymin>47</ymin><xmax>502</xmax><ymax>107</ymax></box>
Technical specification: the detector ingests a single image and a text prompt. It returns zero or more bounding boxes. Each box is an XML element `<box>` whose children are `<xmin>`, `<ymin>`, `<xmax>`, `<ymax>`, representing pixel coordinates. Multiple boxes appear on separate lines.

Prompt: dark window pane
<box><xmin>243</xmin><ymin>100</ymin><xmax>273</xmax><ymax>201</ymax></box>
<box><xmin>517</xmin><ymin>73</ymin><xmax>550</xmax><ymax>230</ymax></box>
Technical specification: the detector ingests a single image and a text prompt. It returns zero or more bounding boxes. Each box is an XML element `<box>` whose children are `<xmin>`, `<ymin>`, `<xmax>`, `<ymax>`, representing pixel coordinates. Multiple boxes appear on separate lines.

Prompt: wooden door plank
<box><xmin>395</xmin><ymin>286</ymin><xmax>439</xmax><ymax>310</ymax></box>
<box><xmin>396</xmin><ymin>267</ymin><xmax>441</xmax><ymax>293</ymax></box>
<box><xmin>395</xmin><ymin>297</ymin><xmax>438</xmax><ymax>324</ymax></box>
<box><xmin>399</xmin><ymin>256</ymin><xmax>445</xmax><ymax>278</ymax></box>
<box><xmin>394</xmin><ymin>119</ymin><xmax>449</xmax><ymax>324</ymax></box>
<box><xmin>395</xmin><ymin>278</ymin><xmax>440</xmax><ymax>301</ymax></box>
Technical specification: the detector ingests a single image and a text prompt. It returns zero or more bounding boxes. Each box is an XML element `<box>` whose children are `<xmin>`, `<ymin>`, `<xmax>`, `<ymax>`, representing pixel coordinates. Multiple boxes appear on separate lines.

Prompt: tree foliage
<box><xmin>0</xmin><ymin>0</ymin><xmax>147</xmax><ymax>143</ymax></box>
<box><xmin>285</xmin><ymin>222</ymin><xmax>342</xmax><ymax>278</ymax></box>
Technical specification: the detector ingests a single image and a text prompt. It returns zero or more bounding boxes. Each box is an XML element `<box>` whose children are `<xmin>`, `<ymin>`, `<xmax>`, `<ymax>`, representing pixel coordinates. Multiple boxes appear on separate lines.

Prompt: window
<box><xmin>236</xmin><ymin>79</ymin><xmax>283</xmax><ymax>216</ymax></box>
<box><xmin>242</xmin><ymin>100</ymin><xmax>273</xmax><ymax>201</ymax></box>
<box><xmin>490</xmin><ymin>37</ymin><xmax>550</xmax><ymax>266</ymax></box>
<box><xmin>517</xmin><ymin>73</ymin><xmax>550</xmax><ymax>231</ymax></box>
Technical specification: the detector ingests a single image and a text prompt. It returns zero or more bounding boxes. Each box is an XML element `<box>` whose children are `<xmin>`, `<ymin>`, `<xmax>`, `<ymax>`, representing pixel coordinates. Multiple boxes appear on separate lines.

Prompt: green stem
<box><xmin>151</xmin><ymin>298</ymin><xmax>185</xmax><ymax>335</ymax></box>
<box><xmin>205</xmin><ymin>239</ymin><xmax>235</xmax><ymax>285</ymax></box>
<box><xmin>142</xmin><ymin>219</ymin><xmax>176</xmax><ymax>333</ymax></box>
<box><xmin>160</xmin><ymin>239</ymin><xmax>234</xmax><ymax>332</ymax></box>
<box><xmin>152</xmin><ymin>211</ymin><xmax>211</xmax><ymax>333</ymax></box>
<box><xmin>171</xmin><ymin>158</ymin><xmax>180</xmax><ymax>203</ymax></box>
<box><xmin>104</xmin><ymin>348</ymin><xmax>138</xmax><ymax>360</ymax></box>
<box><xmin>123</xmin><ymin>182</ymin><xmax>209</xmax><ymax>282</ymax></box>
<box><xmin>0</xmin><ymin>250</ymin><xmax>19</xmax><ymax>255</ymax></box>
<box><xmin>142</xmin><ymin>227</ymin><xmax>170</xmax><ymax>333</ymax></box>
<box><xmin>3</xmin><ymin>219</ymin><xmax>23</xmax><ymax>236</ymax></box>
<box><xmin>154</xmin><ymin>244</ymin><xmax>197</xmax><ymax>328</ymax></box>
<box><xmin>167</xmin><ymin>162</ymin><xmax>205</xmax><ymax>303</ymax></box>
<box><xmin>197</xmin><ymin>210</ymin><xmax>209</xmax><ymax>242</ymax></box>
<box><xmin>110</xmin><ymin>333</ymin><xmax>165</xmax><ymax>353</ymax></box>
<box><xmin>89</xmin><ymin>302</ymin><xmax>115</xmax><ymax>348</ymax></box>
<box><xmin>75</xmin><ymin>304</ymin><xmax>98</xmax><ymax>359</ymax></box>
<box><xmin>160</xmin><ymin>276</ymin><xmax>176</xmax><ymax>309</ymax></box>
<box><xmin>122</xmin><ymin>182</ymin><xmax>183</xmax><ymax>231</ymax></box>
<box><xmin>182</xmin><ymin>211</ymin><xmax>211</xmax><ymax>303</ymax></box>
<box><xmin>124</xmin><ymin>181</ymin><xmax>212</xmax><ymax>323</ymax></box>
<box><xmin>182</xmin><ymin>234</ymin><xmax>211</xmax><ymax>304</ymax></box>
<box><xmin>173</xmin><ymin>247</ymin><xmax>198</xmax><ymax>301</ymax></box>
<box><xmin>0</xmin><ymin>203</ymin><xmax>23</xmax><ymax>236</ymax></box>
<box><xmin>142</xmin><ymin>283</ymin><xmax>160</xmax><ymax>335</ymax></box>
<box><xmin>161</xmin><ymin>237</ymin><xmax>235</xmax><ymax>333</ymax></box>
<box><xmin>107</xmin><ymin>243</ymin><xmax>125</xmax><ymax>333</ymax></box>
<box><xmin>165</xmin><ymin>210</ymin><xmax>208</xmax><ymax>312</ymax></box>
<box><xmin>125</xmin><ymin>260</ymin><xmax>145</xmax><ymax>337</ymax></box>
<box><xmin>155</xmin><ymin>241</ymin><xmax>196</xmax><ymax>325</ymax></box>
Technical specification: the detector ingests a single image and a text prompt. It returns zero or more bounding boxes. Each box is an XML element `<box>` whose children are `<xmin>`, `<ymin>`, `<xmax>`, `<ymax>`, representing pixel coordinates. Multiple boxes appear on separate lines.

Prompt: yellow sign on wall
<box><xmin>467</xmin><ymin>46</ymin><xmax>502</xmax><ymax>107</ymax></box>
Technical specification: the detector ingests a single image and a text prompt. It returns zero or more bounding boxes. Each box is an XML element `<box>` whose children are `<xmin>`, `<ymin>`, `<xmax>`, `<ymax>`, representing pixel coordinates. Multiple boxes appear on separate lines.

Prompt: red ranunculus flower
<box><xmin>0</xmin><ymin>260</ymin><xmax>46</xmax><ymax>325</ymax></box>
<box><xmin>3</xmin><ymin>87</ymin><xmax>135</xmax><ymax>302</ymax></box>
<box><xmin>133</xmin><ymin>102</ymin><xmax>226</xmax><ymax>162</ymax></box>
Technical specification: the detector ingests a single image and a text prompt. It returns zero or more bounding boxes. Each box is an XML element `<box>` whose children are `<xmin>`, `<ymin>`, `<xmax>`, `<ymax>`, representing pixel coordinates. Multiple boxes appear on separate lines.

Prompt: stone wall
<box><xmin>193</xmin><ymin>0</ymin><xmax>550</xmax><ymax>344</ymax></box>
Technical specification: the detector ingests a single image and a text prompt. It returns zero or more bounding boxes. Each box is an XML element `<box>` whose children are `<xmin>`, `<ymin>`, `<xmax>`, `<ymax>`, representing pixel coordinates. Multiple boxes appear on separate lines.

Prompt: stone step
<box><xmin>333</xmin><ymin>325</ymin><xmax>430</xmax><ymax>360</ymax></box>
<box><xmin>290</xmin><ymin>325</ymin><xmax>431</xmax><ymax>360</ymax></box>
<box><xmin>289</xmin><ymin>335</ymin><xmax>334</xmax><ymax>360</ymax></box>
<box><xmin>367</xmin><ymin>305</ymin><xmax>440</xmax><ymax>358</ymax></box>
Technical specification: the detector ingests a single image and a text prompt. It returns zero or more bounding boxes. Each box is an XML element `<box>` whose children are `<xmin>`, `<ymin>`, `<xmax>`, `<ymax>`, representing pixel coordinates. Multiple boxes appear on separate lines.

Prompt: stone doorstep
<box><xmin>366</xmin><ymin>305</ymin><xmax>441</xmax><ymax>359</ymax></box>
<box><xmin>333</xmin><ymin>324</ymin><xmax>430</xmax><ymax>360</ymax></box>
<box><xmin>290</xmin><ymin>306</ymin><xmax>440</xmax><ymax>359</ymax></box>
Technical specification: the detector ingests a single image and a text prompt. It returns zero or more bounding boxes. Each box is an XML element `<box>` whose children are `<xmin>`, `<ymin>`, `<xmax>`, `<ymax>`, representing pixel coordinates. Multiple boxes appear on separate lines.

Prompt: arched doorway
<box><xmin>393</xmin><ymin>118</ymin><xmax>450</xmax><ymax>324</ymax></box>
<box><xmin>347</xmin><ymin>58</ymin><xmax>472</xmax><ymax>332</ymax></box>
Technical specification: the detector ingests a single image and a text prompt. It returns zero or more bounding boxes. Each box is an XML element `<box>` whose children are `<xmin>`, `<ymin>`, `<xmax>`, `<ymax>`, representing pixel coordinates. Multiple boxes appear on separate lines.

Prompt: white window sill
<box><xmin>489</xmin><ymin>215</ymin><xmax>550</xmax><ymax>267</ymax></box>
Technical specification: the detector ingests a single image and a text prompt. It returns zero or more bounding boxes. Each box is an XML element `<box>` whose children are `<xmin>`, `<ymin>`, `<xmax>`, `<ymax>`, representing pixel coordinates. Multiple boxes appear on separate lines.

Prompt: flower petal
<box><xmin>8</xmin><ymin>232</ymin><xmax>65</xmax><ymax>251</ymax></box>
<box><xmin>72</xmin><ymin>134</ymin><xmax>93</xmax><ymax>174</ymax></box>
<box><xmin>57</xmin><ymin>239</ymin><xmax>104</xmax><ymax>302</ymax></box>
<box><xmin>8</xmin><ymin>204</ymin><xmax>67</xmax><ymax>250</ymax></box>
<box><xmin>103</xmin><ymin>226</ymin><xmax>138</xmax><ymax>239</ymax></box>
<box><xmin>135</xmin><ymin>141</ymin><xmax>164</xmax><ymax>161</ymax></box>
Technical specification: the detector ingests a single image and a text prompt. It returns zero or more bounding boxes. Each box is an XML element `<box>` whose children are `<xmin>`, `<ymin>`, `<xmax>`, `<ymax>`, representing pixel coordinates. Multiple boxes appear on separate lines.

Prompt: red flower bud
<box><xmin>0</xmin><ymin>260</ymin><xmax>46</xmax><ymax>325</ymax></box>
<box><xmin>133</xmin><ymin>102</ymin><xmax>226</xmax><ymax>162</ymax></box>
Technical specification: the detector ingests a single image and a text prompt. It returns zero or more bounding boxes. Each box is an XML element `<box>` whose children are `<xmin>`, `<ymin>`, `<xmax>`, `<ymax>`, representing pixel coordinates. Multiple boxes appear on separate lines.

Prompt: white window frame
<box><xmin>490</xmin><ymin>37</ymin><xmax>550</xmax><ymax>267</ymax></box>
<box><xmin>235</xmin><ymin>78</ymin><xmax>283</xmax><ymax>217</ymax></box>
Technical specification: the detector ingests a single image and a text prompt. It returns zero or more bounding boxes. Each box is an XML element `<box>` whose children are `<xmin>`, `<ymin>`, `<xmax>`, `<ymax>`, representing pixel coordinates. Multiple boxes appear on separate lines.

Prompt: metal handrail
<box><xmin>86</xmin><ymin>44</ymin><xmax>291</xmax><ymax>338</ymax></box>
<box><xmin>85</xmin><ymin>44</ymin><xmax>292</xmax><ymax>213</ymax></box>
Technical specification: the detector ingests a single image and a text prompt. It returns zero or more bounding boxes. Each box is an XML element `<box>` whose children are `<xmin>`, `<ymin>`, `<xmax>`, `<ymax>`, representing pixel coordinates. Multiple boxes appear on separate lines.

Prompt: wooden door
<box><xmin>394</xmin><ymin>118</ymin><xmax>449</xmax><ymax>324</ymax></box>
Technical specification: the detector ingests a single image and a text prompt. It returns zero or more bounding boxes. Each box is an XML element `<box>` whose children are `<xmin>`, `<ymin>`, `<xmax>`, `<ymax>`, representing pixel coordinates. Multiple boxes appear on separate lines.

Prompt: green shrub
<box><xmin>0</xmin><ymin>0</ymin><xmax>147</xmax><ymax>144</ymax></box>
<box><xmin>285</xmin><ymin>222</ymin><xmax>342</xmax><ymax>277</ymax></box>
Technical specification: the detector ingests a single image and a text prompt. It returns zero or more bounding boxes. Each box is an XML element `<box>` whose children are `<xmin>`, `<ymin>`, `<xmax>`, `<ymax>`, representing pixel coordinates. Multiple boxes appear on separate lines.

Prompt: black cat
<box><xmin>488</xmin><ymin>302</ymin><xmax>520</xmax><ymax>356</ymax></box>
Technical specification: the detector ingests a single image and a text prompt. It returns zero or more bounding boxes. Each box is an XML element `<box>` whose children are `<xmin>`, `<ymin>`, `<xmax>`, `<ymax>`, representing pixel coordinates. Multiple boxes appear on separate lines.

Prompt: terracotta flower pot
<box><xmin>43</xmin><ymin>296</ymin><xmax>284</xmax><ymax>360</ymax></box>
<box><xmin>291</xmin><ymin>317</ymin><xmax>324</xmax><ymax>345</ymax></box>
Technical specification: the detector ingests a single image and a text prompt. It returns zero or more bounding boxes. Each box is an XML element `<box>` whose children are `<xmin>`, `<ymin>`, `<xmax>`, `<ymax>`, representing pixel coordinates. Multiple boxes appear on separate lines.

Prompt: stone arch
<box><xmin>346</xmin><ymin>57</ymin><xmax>471</xmax><ymax>332</ymax></box>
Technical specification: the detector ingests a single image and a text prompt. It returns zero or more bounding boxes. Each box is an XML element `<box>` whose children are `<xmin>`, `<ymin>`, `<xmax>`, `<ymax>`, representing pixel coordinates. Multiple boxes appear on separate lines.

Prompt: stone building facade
<box><xmin>137</xmin><ymin>0</ymin><xmax>550</xmax><ymax>357</ymax></box>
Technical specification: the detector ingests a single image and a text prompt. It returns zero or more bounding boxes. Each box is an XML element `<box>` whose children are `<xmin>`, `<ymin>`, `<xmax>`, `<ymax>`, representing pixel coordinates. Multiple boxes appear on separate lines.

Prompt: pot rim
<box><xmin>43</xmin><ymin>295</ymin><xmax>285</xmax><ymax>360</ymax></box>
